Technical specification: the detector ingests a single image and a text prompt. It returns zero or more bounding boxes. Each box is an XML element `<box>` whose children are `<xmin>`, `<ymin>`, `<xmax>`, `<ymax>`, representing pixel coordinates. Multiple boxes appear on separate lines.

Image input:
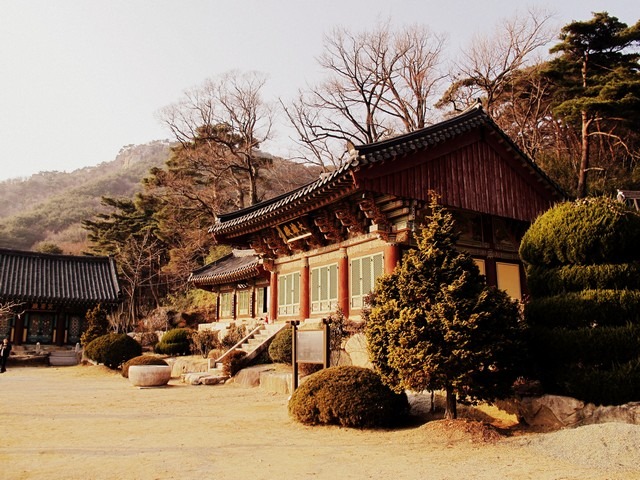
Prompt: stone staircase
<box><xmin>208</xmin><ymin>322</ymin><xmax>286</xmax><ymax>373</ymax></box>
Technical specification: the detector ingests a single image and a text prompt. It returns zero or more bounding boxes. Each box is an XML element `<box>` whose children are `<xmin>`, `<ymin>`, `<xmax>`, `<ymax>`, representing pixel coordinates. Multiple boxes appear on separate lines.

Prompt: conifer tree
<box><xmin>81</xmin><ymin>304</ymin><xmax>110</xmax><ymax>347</ymax></box>
<box><xmin>366</xmin><ymin>196</ymin><xmax>523</xmax><ymax>419</ymax></box>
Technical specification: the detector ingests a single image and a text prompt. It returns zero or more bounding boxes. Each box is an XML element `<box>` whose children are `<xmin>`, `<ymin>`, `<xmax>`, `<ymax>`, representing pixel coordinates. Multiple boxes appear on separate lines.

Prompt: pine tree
<box><xmin>366</xmin><ymin>197</ymin><xmax>524</xmax><ymax>419</ymax></box>
<box><xmin>80</xmin><ymin>304</ymin><xmax>110</xmax><ymax>347</ymax></box>
<box><xmin>546</xmin><ymin>12</ymin><xmax>640</xmax><ymax>197</ymax></box>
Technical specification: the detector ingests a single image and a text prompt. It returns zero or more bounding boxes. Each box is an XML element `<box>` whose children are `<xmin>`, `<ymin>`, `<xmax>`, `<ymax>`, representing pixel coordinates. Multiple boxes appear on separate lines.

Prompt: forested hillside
<box><xmin>0</xmin><ymin>141</ymin><xmax>171</xmax><ymax>253</ymax></box>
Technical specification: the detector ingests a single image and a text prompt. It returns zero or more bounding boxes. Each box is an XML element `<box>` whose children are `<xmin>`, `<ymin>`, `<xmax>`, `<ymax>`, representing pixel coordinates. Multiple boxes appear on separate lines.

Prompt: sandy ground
<box><xmin>1</xmin><ymin>364</ymin><xmax>640</xmax><ymax>480</ymax></box>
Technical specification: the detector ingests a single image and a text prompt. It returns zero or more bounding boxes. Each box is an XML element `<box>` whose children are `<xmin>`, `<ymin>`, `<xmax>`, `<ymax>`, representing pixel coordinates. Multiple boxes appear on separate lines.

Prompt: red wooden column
<box><xmin>55</xmin><ymin>315</ymin><xmax>66</xmax><ymax>346</ymax></box>
<box><xmin>269</xmin><ymin>270</ymin><xmax>278</xmax><ymax>323</ymax></box>
<box><xmin>300</xmin><ymin>257</ymin><xmax>310</xmax><ymax>320</ymax></box>
<box><xmin>384</xmin><ymin>242</ymin><xmax>401</xmax><ymax>274</ymax></box>
<box><xmin>338</xmin><ymin>247</ymin><xmax>350</xmax><ymax>318</ymax></box>
<box><xmin>13</xmin><ymin>313</ymin><xmax>25</xmax><ymax>345</ymax></box>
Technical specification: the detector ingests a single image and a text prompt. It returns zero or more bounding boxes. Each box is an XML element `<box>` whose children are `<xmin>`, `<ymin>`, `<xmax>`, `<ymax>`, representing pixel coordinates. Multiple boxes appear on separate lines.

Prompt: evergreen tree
<box><xmin>546</xmin><ymin>12</ymin><xmax>640</xmax><ymax>197</ymax></box>
<box><xmin>80</xmin><ymin>304</ymin><xmax>109</xmax><ymax>347</ymax></box>
<box><xmin>366</xmin><ymin>197</ymin><xmax>523</xmax><ymax>419</ymax></box>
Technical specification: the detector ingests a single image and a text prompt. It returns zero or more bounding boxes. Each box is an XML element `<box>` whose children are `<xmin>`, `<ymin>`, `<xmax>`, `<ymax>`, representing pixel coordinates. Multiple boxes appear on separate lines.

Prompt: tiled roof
<box><xmin>0</xmin><ymin>249</ymin><xmax>121</xmax><ymax>306</ymax></box>
<box><xmin>189</xmin><ymin>250</ymin><xmax>262</xmax><ymax>286</ymax></box>
<box><xmin>211</xmin><ymin>165</ymin><xmax>356</xmax><ymax>237</ymax></box>
<box><xmin>210</xmin><ymin>104</ymin><xmax>564</xmax><ymax>238</ymax></box>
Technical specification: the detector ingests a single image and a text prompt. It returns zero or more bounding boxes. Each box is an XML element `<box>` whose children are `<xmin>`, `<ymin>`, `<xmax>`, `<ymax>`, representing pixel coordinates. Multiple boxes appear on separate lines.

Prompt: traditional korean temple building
<box><xmin>189</xmin><ymin>249</ymin><xmax>269</xmax><ymax>322</ymax></box>
<box><xmin>194</xmin><ymin>105</ymin><xmax>566</xmax><ymax>324</ymax></box>
<box><xmin>0</xmin><ymin>249</ymin><xmax>121</xmax><ymax>345</ymax></box>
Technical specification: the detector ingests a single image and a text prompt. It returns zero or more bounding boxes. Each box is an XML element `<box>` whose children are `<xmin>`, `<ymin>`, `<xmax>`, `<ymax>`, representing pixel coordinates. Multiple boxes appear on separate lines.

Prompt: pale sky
<box><xmin>0</xmin><ymin>1</ymin><xmax>636</xmax><ymax>181</ymax></box>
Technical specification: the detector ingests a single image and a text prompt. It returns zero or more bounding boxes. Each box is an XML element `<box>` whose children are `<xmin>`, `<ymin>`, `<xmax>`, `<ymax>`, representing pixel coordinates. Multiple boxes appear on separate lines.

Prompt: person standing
<box><xmin>0</xmin><ymin>337</ymin><xmax>11</xmax><ymax>373</ymax></box>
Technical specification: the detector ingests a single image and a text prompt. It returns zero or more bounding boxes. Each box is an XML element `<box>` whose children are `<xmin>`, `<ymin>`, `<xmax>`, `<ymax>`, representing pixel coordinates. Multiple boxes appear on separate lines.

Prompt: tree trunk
<box><xmin>576</xmin><ymin>110</ymin><xmax>590</xmax><ymax>199</ymax></box>
<box><xmin>444</xmin><ymin>385</ymin><xmax>457</xmax><ymax>419</ymax></box>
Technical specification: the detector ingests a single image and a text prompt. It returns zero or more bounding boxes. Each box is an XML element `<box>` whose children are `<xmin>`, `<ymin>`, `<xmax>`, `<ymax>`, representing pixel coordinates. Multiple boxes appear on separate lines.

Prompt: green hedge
<box><xmin>520</xmin><ymin>197</ymin><xmax>640</xmax><ymax>267</ymax></box>
<box><xmin>553</xmin><ymin>359</ymin><xmax>640</xmax><ymax>406</ymax></box>
<box><xmin>525</xmin><ymin>289</ymin><xmax>640</xmax><ymax>328</ymax></box>
<box><xmin>154</xmin><ymin>328</ymin><xmax>192</xmax><ymax>356</ymax></box>
<box><xmin>288</xmin><ymin>366</ymin><xmax>409</xmax><ymax>428</ymax></box>
<box><xmin>268</xmin><ymin>327</ymin><xmax>292</xmax><ymax>365</ymax></box>
<box><xmin>525</xmin><ymin>262</ymin><xmax>640</xmax><ymax>297</ymax></box>
<box><xmin>85</xmin><ymin>333</ymin><xmax>142</xmax><ymax>370</ymax></box>
<box><xmin>527</xmin><ymin>324</ymin><xmax>640</xmax><ymax>368</ymax></box>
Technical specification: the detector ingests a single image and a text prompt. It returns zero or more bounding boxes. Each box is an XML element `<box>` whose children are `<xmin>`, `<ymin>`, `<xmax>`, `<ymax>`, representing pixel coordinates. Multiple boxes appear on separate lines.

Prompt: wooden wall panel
<box><xmin>357</xmin><ymin>139</ymin><xmax>556</xmax><ymax>222</ymax></box>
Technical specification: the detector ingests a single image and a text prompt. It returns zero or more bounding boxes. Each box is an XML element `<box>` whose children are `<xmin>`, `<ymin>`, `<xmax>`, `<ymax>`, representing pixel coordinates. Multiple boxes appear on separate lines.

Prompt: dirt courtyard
<box><xmin>1</xmin><ymin>364</ymin><xmax>640</xmax><ymax>480</ymax></box>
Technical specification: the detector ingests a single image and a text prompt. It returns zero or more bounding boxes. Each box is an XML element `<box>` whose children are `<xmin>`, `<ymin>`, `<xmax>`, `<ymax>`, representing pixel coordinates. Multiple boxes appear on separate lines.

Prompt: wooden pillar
<box><xmin>13</xmin><ymin>313</ymin><xmax>25</xmax><ymax>346</ymax></box>
<box><xmin>384</xmin><ymin>242</ymin><xmax>401</xmax><ymax>274</ymax></box>
<box><xmin>338</xmin><ymin>247</ymin><xmax>350</xmax><ymax>318</ymax></box>
<box><xmin>55</xmin><ymin>314</ymin><xmax>66</xmax><ymax>346</ymax></box>
<box><xmin>269</xmin><ymin>270</ymin><xmax>278</xmax><ymax>322</ymax></box>
<box><xmin>485</xmin><ymin>256</ymin><xmax>497</xmax><ymax>288</ymax></box>
<box><xmin>300</xmin><ymin>257</ymin><xmax>310</xmax><ymax>320</ymax></box>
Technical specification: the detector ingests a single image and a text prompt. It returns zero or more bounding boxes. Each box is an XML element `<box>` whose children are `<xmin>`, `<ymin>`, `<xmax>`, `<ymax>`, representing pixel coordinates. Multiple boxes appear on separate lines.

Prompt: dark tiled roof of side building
<box><xmin>189</xmin><ymin>249</ymin><xmax>262</xmax><ymax>286</ymax></box>
<box><xmin>0</xmin><ymin>248</ymin><xmax>121</xmax><ymax>306</ymax></box>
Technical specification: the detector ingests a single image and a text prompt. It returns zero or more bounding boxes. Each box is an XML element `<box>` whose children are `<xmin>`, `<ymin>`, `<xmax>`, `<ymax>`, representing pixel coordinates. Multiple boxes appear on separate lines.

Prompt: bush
<box><xmin>553</xmin><ymin>359</ymin><xmax>640</xmax><ymax>406</ymax></box>
<box><xmin>121</xmin><ymin>355</ymin><xmax>168</xmax><ymax>378</ymax></box>
<box><xmin>85</xmin><ymin>333</ymin><xmax>142</xmax><ymax>370</ymax></box>
<box><xmin>154</xmin><ymin>328</ymin><xmax>192</xmax><ymax>356</ymax></box>
<box><xmin>268</xmin><ymin>326</ymin><xmax>292</xmax><ymax>364</ymax></box>
<box><xmin>525</xmin><ymin>262</ymin><xmax>640</xmax><ymax>297</ymax></box>
<box><xmin>528</xmin><ymin>324</ymin><xmax>640</xmax><ymax>368</ymax></box>
<box><xmin>288</xmin><ymin>366</ymin><xmax>409</xmax><ymax>428</ymax></box>
<box><xmin>80</xmin><ymin>304</ymin><xmax>109</xmax><ymax>347</ymax></box>
<box><xmin>525</xmin><ymin>290</ymin><xmax>640</xmax><ymax>328</ymax></box>
<box><xmin>520</xmin><ymin>197</ymin><xmax>640</xmax><ymax>267</ymax></box>
<box><xmin>221</xmin><ymin>323</ymin><xmax>247</xmax><ymax>349</ymax></box>
<box><xmin>521</xmin><ymin>197</ymin><xmax>640</xmax><ymax>405</ymax></box>
<box><xmin>190</xmin><ymin>330</ymin><xmax>221</xmax><ymax>358</ymax></box>
<box><xmin>222</xmin><ymin>350</ymin><xmax>247</xmax><ymax>377</ymax></box>
<box><xmin>299</xmin><ymin>362</ymin><xmax>323</xmax><ymax>377</ymax></box>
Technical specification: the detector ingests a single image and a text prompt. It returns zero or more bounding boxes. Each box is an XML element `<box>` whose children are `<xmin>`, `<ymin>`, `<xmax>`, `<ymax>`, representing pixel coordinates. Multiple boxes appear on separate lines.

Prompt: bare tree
<box><xmin>1</xmin><ymin>300</ymin><xmax>24</xmax><ymax>320</ymax></box>
<box><xmin>283</xmin><ymin>22</ymin><xmax>447</xmax><ymax>169</ymax></box>
<box><xmin>437</xmin><ymin>8</ymin><xmax>555</xmax><ymax>116</ymax></box>
<box><xmin>158</xmin><ymin>71</ymin><xmax>274</xmax><ymax>207</ymax></box>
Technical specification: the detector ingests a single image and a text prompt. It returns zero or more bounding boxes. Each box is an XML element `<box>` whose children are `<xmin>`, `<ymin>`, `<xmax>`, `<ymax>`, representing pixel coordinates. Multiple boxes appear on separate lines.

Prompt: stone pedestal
<box><xmin>128</xmin><ymin>365</ymin><xmax>171</xmax><ymax>387</ymax></box>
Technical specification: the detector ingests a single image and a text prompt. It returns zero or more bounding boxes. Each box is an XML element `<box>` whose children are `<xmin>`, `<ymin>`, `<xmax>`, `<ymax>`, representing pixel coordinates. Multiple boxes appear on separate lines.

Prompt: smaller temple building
<box><xmin>0</xmin><ymin>248</ymin><xmax>121</xmax><ymax>345</ymax></box>
<box><xmin>188</xmin><ymin>249</ymin><xmax>269</xmax><ymax>323</ymax></box>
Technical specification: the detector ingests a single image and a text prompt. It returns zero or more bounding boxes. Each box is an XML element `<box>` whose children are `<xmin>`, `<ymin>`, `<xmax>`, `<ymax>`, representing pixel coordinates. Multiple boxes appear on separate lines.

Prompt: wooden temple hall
<box><xmin>0</xmin><ymin>249</ymin><xmax>121</xmax><ymax>345</ymax></box>
<box><xmin>189</xmin><ymin>105</ymin><xmax>566</xmax><ymax>324</ymax></box>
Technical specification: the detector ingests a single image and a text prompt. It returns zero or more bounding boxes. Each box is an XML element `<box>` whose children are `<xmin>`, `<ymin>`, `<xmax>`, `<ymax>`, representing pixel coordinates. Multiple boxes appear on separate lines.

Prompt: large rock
<box><xmin>235</xmin><ymin>365</ymin><xmax>278</xmax><ymax>387</ymax></box>
<box><xmin>167</xmin><ymin>356</ymin><xmax>209</xmax><ymax>377</ymax></box>
<box><xmin>259</xmin><ymin>371</ymin><xmax>292</xmax><ymax>394</ymax></box>
<box><xmin>517</xmin><ymin>395</ymin><xmax>640</xmax><ymax>428</ymax></box>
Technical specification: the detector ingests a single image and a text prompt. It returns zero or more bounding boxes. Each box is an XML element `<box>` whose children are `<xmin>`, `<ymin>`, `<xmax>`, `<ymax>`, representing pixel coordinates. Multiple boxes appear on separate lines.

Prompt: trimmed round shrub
<box><xmin>268</xmin><ymin>326</ymin><xmax>292</xmax><ymax>365</ymax></box>
<box><xmin>554</xmin><ymin>359</ymin><xmax>640</xmax><ymax>406</ymax></box>
<box><xmin>288</xmin><ymin>366</ymin><xmax>409</xmax><ymax>428</ymax></box>
<box><xmin>222</xmin><ymin>349</ymin><xmax>247</xmax><ymax>377</ymax></box>
<box><xmin>85</xmin><ymin>333</ymin><xmax>142</xmax><ymax>370</ymax></box>
<box><xmin>521</xmin><ymin>197</ymin><xmax>640</xmax><ymax>405</ymax></box>
<box><xmin>525</xmin><ymin>262</ymin><xmax>640</xmax><ymax>297</ymax></box>
<box><xmin>525</xmin><ymin>290</ymin><xmax>640</xmax><ymax>328</ymax></box>
<box><xmin>121</xmin><ymin>355</ymin><xmax>169</xmax><ymax>378</ymax></box>
<box><xmin>155</xmin><ymin>328</ymin><xmax>192</xmax><ymax>356</ymax></box>
<box><xmin>520</xmin><ymin>197</ymin><xmax>640</xmax><ymax>267</ymax></box>
<box><xmin>528</xmin><ymin>324</ymin><xmax>640</xmax><ymax>369</ymax></box>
